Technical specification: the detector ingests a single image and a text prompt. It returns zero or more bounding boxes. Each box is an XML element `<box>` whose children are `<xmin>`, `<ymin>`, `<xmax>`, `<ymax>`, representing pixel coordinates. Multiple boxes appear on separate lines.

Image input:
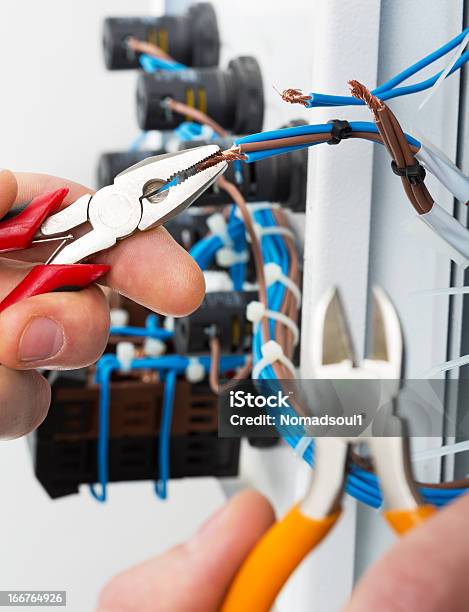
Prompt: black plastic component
<box><xmin>31</xmin><ymin>434</ymin><xmax>240</xmax><ymax>499</ymax></box>
<box><xmin>96</xmin><ymin>150</ymin><xmax>165</xmax><ymax>189</ymax></box>
<box><xmin>164</xmin><ymin>212</ymin><xmax>210</xmax><ymax>249</ymax></box>
<box><xmin>247</xmin><ymin>437</ymin><xmax>280</xmax><ymax>448</ymax></box>
<box><xmin>174</xmin><ymin>291</ymin><xmax>257</xmax><ymax>354</ymax></box>
<box><xmin>103</xmin><ymin>3</ymin><xmax>220</xmax><ymax>70</ymax></box>
<box><xmin>327</xmin><ymin>119</ymin><xmax>353</xmax><ymax>145</ymax></box>
<box><xmin>391</xmin><ymin>160</ymin><xmax>426</xmax><ymax>184</ymax></box>
<box><xmin>136</xmin><ymin>56</ymin><xmax>264</xmax><ymax>133</ymax></box>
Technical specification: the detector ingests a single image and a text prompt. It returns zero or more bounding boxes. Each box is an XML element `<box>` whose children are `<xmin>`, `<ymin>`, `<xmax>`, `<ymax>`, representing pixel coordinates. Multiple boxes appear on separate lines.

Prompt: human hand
<box><xmin>0</xmin><ymin>169</ymin><xmax>205</xmax><ymax>439</ymax></box>
<box><xmin>97</xmin><ymin>489</ymin><xmax>469</xmax><ymax>612</ymax></box>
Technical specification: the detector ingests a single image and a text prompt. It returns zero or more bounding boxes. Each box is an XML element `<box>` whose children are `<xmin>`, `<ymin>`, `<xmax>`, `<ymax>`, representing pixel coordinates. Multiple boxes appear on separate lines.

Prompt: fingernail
<box><xmin>19</xmin><ymin>317</ymin><xmax>64</xmax><ymax>363</ymax></box>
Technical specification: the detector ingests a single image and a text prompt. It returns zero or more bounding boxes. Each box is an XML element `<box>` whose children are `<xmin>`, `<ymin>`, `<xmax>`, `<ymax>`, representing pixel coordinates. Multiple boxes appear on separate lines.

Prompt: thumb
<box><xmin>97</xmin><ymin>489</ymin><xmax>275</xmax><ymax>612</ymax></box>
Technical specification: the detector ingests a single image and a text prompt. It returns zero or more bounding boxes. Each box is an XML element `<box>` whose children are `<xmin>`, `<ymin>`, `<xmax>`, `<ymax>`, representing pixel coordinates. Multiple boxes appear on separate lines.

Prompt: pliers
<box><xmin>0</xmin><ymin>145</ymin><xmax>227</xmax><ymax>313</ymax></box>
<box><xmin>222</xmin><ymin>287</ymin><xmax>436</xmax><ymax>612</ymax></box>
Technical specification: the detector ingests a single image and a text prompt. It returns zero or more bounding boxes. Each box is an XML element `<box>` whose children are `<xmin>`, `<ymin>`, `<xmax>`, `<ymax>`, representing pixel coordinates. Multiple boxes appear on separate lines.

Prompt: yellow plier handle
<box><xmin>385</xmin><ymin>504</ymin><xmax>436</xmax><ymax>534</ymax></box>
<box><xmin>221</xmin><ymin>504</ymin><xmax>340</xmax><ymax>612</ymax></box>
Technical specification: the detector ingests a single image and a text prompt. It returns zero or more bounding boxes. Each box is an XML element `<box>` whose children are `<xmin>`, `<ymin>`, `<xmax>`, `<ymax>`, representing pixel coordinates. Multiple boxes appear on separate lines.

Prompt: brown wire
<box><xmin>208</xmin><ymin>336</ymin><xmax>252</xmax><ymax>394</ymax></box>
<box><xmin>348</xmin><ymin>79</ymin><xmax>433</xmax><ymax>214</ymax></box>
<box><xmin>126</xmin><ymin>37</ymin><xmax>173</xmax><ymax>61</ymax></box>
<box><xmin>164</xmin><ymin>98</ymin><xmax>228</xmax><ymax>138</ymax></box>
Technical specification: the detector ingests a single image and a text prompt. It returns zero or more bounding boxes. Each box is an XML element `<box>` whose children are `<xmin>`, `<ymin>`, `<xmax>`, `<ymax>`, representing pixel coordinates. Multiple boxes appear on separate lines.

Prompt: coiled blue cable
<box><xmin>249</xmin><ymin>206</ymin><xmax>467</xmax><ymax>508</ymax></box>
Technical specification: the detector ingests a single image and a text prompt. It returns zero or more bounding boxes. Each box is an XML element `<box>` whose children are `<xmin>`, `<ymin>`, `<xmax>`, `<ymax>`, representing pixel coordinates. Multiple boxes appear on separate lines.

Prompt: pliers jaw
<box><xmin>313</xmin><ymin>285</ymin><xmax>402</xmax><ymax>385</ymax></box>
<box><xmin>131</xmin><ymin>145</ymin><xmax>228</xmax><ymax>231</ymax></box>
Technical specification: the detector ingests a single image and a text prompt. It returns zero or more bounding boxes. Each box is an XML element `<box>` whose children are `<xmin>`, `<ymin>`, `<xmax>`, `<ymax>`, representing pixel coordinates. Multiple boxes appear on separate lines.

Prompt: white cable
<box><xmin>418</xmin><ymin>31</ymin><xmax>469</xmax><ymax>113</ymax></box>
<box><xmin>413</xmin><ymin>286</ymin><xmax>469</xmax><ymax>297</ymax></box>
<box><xmin>423</xmin><ymin>353</ymin><xmax>469</xmax><ymax>378</ymax></box>
<box><xmin>415</xmin><ymin>203</ymin><xmax>469</xmax><ymax>267</ymax></box>
<box><xmin>264</xmin><ymin>262</ymin><xmax>301</xmax><ymax>307</ymax></box>
<box><xmin>246</xmin><ymin>301</ymin><xmax>299</xmax><ymax>346</ymax></box>
<box><xmin>252</xmin><ymin>340</ymin><xmax>296</xmax><ymax>379</ymax></box>
<box><xmin>416</xmin><ymin>146</ymin><xmax>469</xmax><ymax>203</ymax></box>
<box><xmin>413</xmin><ymin>439</ymin><xmax>469</xmax><ymax>462</ymax></box>
<box><xmin>294</xmin><ymin>436</ymin><xmax>314</xmax><ymax>459</ymax></box>
<box><xmin>412</xmin><ymin>31</ymin><xmax>469</xmax><ymax>203</ymax></box>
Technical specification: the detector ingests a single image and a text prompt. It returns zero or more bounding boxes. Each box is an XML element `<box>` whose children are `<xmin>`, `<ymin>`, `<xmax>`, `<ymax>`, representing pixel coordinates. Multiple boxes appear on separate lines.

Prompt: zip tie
<box><xmin>216</xmin><ymin>247</ymin><xmax>249</xmax><ymax>268</ymax></box>
<box><xmin>185</xmin><ymin>357</ymin><xmax>205</xmax><ymax>383</ymax></box>
<box><xmin>253</xmin><ymin>223</ymin><xmax>296</xmax><ymax>241</ymax></box>
<box><xmin>246</xmin><ymin>300</ymin><xmax>299</xmax><ymax>346</ymax></box>
<box><xmin>116</xmin><ymin>341</ymin><xmax>136</xmax><ymax>373</ymax></box>
<box><xmin>206</xmin><ymin>212</ymin><xmax>233</xmax><ymax>247</ymax></box>
<box><xmin>294</xmin><ymin>436</ymin><xmax>313</xmax><ymax>458</ymax></box>
<box><xmin>252</xmin><ymin>340</ymin><xmax>296</xmax><ymax>379</ymax></box>
<box><xmin>327</xmin><ymin>119</ymin><xmax>353</xmax><ymax>145</ymax></box>
<box><xmin>264</xmin><ymin>262</ymin><xmax>301</xmax><ymax>307</ymax></box>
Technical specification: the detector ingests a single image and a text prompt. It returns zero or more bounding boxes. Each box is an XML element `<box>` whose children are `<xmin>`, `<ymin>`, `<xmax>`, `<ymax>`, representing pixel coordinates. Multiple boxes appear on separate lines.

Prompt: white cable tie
<box><xmin>116</xmin><ymin>341</ymin><xmax>135</xmax><ymax>373</ymax></box>
<box><xmin>206</xmin><ymin>212</ymin><xmax>233</xmax><ymax>247</ymax></box>
<box><xmin>110</xmin><ymin>308</ymin><xmax>129</xmax><ymax>328</ymax></box>
<box><xmin>143</xmin><ymin>337</ymin><xmax>166</xmax><ymax>357</ymax></box>
<box><xmin>215</xmin><ymin>247</ymin><xmax>249</xmax><ymax>268</ymax></box>
<box><xmin>294</xmin><ymin>436</ymin><xmax>313</xmax><ymax>459</ymax></box>
<box><xmin>252</xmin><ymin>340</ymin><xmax>296</xmax><ymax>379</ymax></box>
<box><xmin>185</xmin><ymin>357</ymin><xmax>206</xmax><ymax>383</ymax></box>
<box><xmin>253</xmin><ymin>223</ymin><xmax>295</xmax><ymax>241</ymax></box>
<box><xmin>264</xmin><ymin>262</ymin><xmax>301</xmax><ymax>308</ymax></box>
<box><xmin>164</xmin><ymin>316</ymin><xmax>175</xmax><ymax>332</ymax></box>
<box><xmin>246</xmin><ymin>301</ymin><xmax>299</xmax><ymax>346</ymax></box>
<box><xmin>413</xmin><ymin>439</ymin><xmax>469</xmax><ymax>462</ymax></box>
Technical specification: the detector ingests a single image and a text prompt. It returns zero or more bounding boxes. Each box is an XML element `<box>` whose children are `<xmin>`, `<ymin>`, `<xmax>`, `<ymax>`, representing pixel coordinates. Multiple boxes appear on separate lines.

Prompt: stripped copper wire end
<box><xmin>273</xmin><ymin>85</ymin><xmax>311</xmax><ymax>107</ymax></box>
<box><xmin>197</xmin><ymin>147</ymin><xmax>247</xmax><ymax>171</ymax></box>
<box><xmin>348</xmin><ymin>80</ymin><xmax>384</xmax><ymax>118</ymax></box>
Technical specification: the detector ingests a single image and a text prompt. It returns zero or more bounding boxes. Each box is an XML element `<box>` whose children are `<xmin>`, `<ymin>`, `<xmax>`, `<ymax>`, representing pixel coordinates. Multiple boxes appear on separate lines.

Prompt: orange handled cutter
<box><xmin>222</xmin><ymin>287</ymin><xmax>436</xmax><ymax>612</ymax></box>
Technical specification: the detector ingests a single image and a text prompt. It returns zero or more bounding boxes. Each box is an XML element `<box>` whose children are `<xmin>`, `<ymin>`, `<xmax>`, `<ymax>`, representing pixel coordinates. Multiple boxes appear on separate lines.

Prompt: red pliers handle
<box><xmin>0</xmin><ymin>189</ymin><xmax>109</xmax><ymax>313</ymax></box>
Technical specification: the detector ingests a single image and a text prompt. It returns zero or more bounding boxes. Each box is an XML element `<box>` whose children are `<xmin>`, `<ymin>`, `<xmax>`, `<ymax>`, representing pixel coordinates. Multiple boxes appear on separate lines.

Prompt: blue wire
<box><xmin>248</xmin><ymin>204</ymin><xmax>467</xmax><ymax>508</ymax></box>
<box><xmin>139</xmin><ymin>53</ymin><xmax>186</xmax><ymax>72</ymax></box>
<box><xmin>91</xmin><ymin>353</ymin><xmax>246</xmax><ymax>502</ymax></box>
<box><xmin>304</xmin><ymin>30</ymin><xmax>469</xmax><ymax>108</ymax></box>
<box><xmin>155</xmin><ymin>369</ymin><xmax>177</xmax><ymax>499</ymax></box>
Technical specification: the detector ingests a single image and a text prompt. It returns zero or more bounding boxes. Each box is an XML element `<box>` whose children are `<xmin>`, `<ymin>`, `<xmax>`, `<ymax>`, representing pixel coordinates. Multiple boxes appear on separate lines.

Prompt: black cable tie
<box><xmin>327</xmin><ymin>119</ymin><xmax>353</xmax><ymax>145</ymax></box>
<box><xmin>391</xmin><ymin>160</ymin><xmax>426</xmax><ymax>185</ymax></box>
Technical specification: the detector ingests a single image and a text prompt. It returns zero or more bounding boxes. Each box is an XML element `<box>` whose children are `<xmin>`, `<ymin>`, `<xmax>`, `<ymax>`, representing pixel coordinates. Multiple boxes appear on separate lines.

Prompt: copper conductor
<box><xmin>197</xmin><ymin>148</ymin><xmax>246</xmax><ymax>171</ymax></box>
<box><xmin>279</xmin><ymin>87</ymin><xmax>311</xmax><ymax>107</ymax></box>
<box><xmin>348</xmin><ymin>80</ymin><xmax>384</xmax><ymax>118</ymax></box>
